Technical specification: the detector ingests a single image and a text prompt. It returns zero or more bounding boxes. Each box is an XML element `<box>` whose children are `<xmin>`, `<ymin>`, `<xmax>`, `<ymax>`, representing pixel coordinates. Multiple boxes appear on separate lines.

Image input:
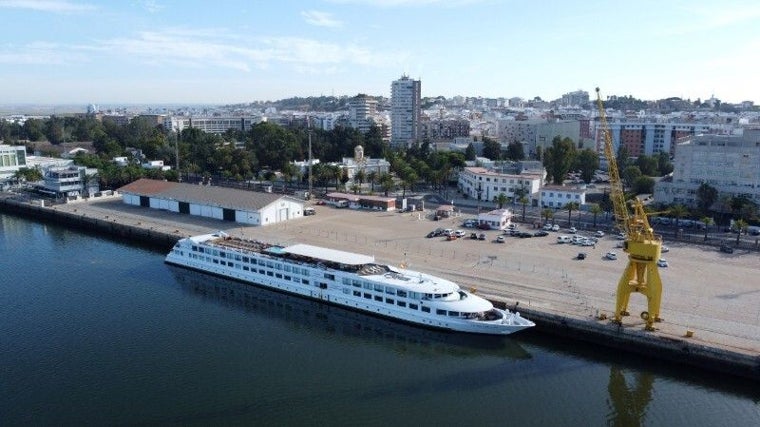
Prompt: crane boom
<box><xmin>595</xmin><ymin>88</ymin><xmax>664</xmax><ymax>331</ymax></box>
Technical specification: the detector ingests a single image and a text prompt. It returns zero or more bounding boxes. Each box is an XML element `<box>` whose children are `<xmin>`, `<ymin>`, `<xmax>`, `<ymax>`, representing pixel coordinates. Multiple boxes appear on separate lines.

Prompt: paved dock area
<box><xmin>49</xmin><ymin>199</ymin><xmax>760</xmax><ymax>358</ymax></box>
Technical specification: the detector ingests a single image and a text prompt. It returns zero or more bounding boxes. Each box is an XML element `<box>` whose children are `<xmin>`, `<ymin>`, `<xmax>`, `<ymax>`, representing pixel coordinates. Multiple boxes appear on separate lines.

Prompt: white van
<box><xmin>557</xmin><ymin>235</ymin><xmax>571</xmax><ymax>244</ymax></box>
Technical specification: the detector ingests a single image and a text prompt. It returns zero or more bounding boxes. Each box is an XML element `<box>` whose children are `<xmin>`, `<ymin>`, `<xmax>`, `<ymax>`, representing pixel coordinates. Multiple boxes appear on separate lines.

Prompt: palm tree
<box><xmin>700</xmin><ymin>216</ymin><xmax>714</xmax><ymax>241</ymax></box>
<box><xmin>366</xmin><ymin>170</ymin><xmax>378</xmax><ymax>194</ymax></box>
<box><xmin>354</xmin><ymin>169</ymin><xmax>366</xmax><ymax>193</ymax></box>
<box><xmin>564</xmin><ymin>201</ymin><xmax>580</xmax><ymax>227</ymax></box>
<box><xmin>542</xmin><ymin>208</ymin><xmax>554</xmax><ymax>226</ymax></box>
<box><xmin>519</xmin><ymin>195</ymin><xmax>530</xmax><ymax>221</ymax></box>
<box><xmin>589</xmin><ymin>203</ymin><xmax>603</xmax><ymax>228</ymax></box>
<box><xmin>495</xmin><ymin>193</ymin><xmax>508</xmax><ymax>209</ymax></box>
<box><xmin>379</xmin><ymin>172</ymin><xmax>395</xmax><ymax>197</ymax></box>
<box><xmin>670</xmin><ymin>204</ymin><xmax>689</xmax><ymax>228</ymax></box>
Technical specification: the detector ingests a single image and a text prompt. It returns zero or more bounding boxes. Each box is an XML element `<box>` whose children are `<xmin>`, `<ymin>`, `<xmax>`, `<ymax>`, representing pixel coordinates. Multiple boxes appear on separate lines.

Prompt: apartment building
<box><xmin>654</xmin><ymin>128</ymin><xmax>760</xmax><ymax>208</ymax></box>
<box><xmin>348</xmin><ymin>94</ymin><xmax>378</xmax><ymax>134</ymax></box>
<box><xmin>164</xmin><ymin>116</ymin><xmax>264</xmax><ymax>134</ymax></box>
<box><xmin>458</xmin><ymin>167</ymin><xmax>542</xmax><ymax>206</ymax></box>
<box><xmin>390</xmin><ymin>75</ymin><xmax>421</xmax><ymax>147</ymax></box>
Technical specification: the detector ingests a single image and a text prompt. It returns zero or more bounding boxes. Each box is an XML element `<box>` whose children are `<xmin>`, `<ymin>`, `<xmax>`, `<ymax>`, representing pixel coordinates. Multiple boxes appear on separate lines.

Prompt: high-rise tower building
<box><xmin>348</xmin><ymin>94</ymin><xmax>378</xmax><ymax>134</ymax></box>
<box><xmin>390</xmin><ymin>75</ymin><xmax>421</xmax><ymax>147</ymax></box>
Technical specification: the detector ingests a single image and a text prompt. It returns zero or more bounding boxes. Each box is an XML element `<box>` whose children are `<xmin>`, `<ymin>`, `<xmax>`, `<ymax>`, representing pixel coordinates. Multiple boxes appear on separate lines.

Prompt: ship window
<box><xmin>342</xmin><ymin>278</ymin><xmax>351</xmax><ymax>285</ymax></box>
<box><xmin>352</xmin><ymin>280</ymin><xmax>361</xmax><ymax>287</ymax></box>
<box><xmin>243</xmin><ymin>266</ymin><xmax>249</xmax><ymax>271</ymax></box>
<box><xmin>259</xmin><ymin>269</ymin><xmax>265</xmax><ymax>274</ymax></box>
<box><xmin>258</xmin><ymin>260</ymin><xmax>265</xmax><ymax>266</ymax></box>
<box><xmin>363</xmin><ymin>283</ymin><xmax>372</xmax><ymax>290</ymax></box>
<box><xmin>374</xmin><ymin>284</ymin><xmax>384</xmax><ymax>292</ymax></box>
<box><xmin>284</xmin><ymin>275</ymin><xmax>290</xmax><ymax>281</ymax></box>
<box><xmin>275</xmin><ymin>263</ymin><xmax>282</xmax><ymax>270</ymax></box>
<box><xmin>324</xmin><ymin>273</ymin><xmax>335</xmax><ymax>281</ymax></box>
<box><xmin>385</xmin><ymin>298</ymin><xmax>394</xmax><ymax>304</ymax></box>
<box><xmin>397</xmin><ymin>301</ymin><xmax>406</xmax><ymax>307</ymax></box>
<box><xmin>275</xmin><ymin>273</ymin><xmax>282</xmax><ymax>279</ymax></box>
<box><xmin>266</xmin><ymin>261</ymin><xmax>274</xmax><ymax>268</ymax></box>
<box><xmin>213</xmin><ymin>250</ymin><xmax>219</xmax><ymax>257</ymax></box>
<box><xmin>235</xmin><ymin>255</ymin><xmax>241</xmax><ymax>261</ymax></box>
<box><xmin>192</xmin><ymin>245</ymin><xmax>198</xmax><ymax>251</ymax></box>
<box><xmin>448</xmin><ymin>311</ymin><xmax>460</xmax><ymax>317</ymax></box>
<box><xmin>396</xmin><ymin>290</ymin><xmax>407</xmax><ymax>297</ymax></box>
<box><xmin>364</xmin><ymin>293</ymin><xmax>372</xmax><ymax>299</ymax></box>
<box><xmin>385</xmin><ymin>287</ymin><xmax>395</xmax><ymax>295</ymax></box>
<box><xmin>302</xmin><ymin>279</ymin><xmax>309</xmax><ymax>285</ymax></box>
<box><xmin>374</xmin><ymin>295</ymin><xmax>383</xmax><ymax>302</ymax></box>
<box><xmin>421</xmin><ymin>306</ymin><xmax>430</xmax><ymax>313</ymax></box>
<box><xmin>243</xmin><ymin>256</ymin><xmax>249</xmax><ymax>263</ymax></box>
<box><xmin>303</xmin><ymin>269</ymin><xmax>310</xmax><ymax>276</ymax></box>
<box><xmin>409</xmin><ymin>303</ymin><xmax>418</xmax><ymax>310</ymax></box>
<box><xmin>213</xmin><ymin>259</ymin><xmax>219</xmax><ymax>264</ymax></box>
<box><xmin>354</xmin><ymin>290</ymin><xmax>361</xmax><ymax>297</ymax></box>
<box><xmin>436</xmin><ymin>309</ymin><xmax>446</xmax><ymax>315</ymax></box>
<box><xmin>267</xmin><ymin>271</ymin><xmax>273</xmax><ymax>277</ymax></box>
<box><xmin>343</xmin><ymin>288</ymin><xmax>350</xmax><ymax>295</ymax></box>
<box><xmin>219</xmin><ymin>251</ymin><xmax>226</xmax><ymax>258</ymax></box>
<box><xmin>284</xmin><ymin>265</ymin><xmax>291</xmax><ymax>272</ymax></box>
<box><xmin>319</xmin><ymin>283</ymin><xmax>327</xmax><ymax>289</ymax></box>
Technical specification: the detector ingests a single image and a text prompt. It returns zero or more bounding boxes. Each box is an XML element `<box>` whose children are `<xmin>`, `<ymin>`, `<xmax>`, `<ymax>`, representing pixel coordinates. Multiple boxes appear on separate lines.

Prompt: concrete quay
<box><xmin>2</xmin><ymin>195</ymin><xmax>758</xmax><ymax>381</ymax></box>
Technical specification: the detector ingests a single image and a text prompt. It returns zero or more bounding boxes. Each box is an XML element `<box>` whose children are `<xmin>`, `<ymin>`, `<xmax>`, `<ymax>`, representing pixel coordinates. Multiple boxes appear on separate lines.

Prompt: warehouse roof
<box><xmin>118</xmin><ymin>178</ymin><xmax>300</xmax><ymax>212</ymax></box>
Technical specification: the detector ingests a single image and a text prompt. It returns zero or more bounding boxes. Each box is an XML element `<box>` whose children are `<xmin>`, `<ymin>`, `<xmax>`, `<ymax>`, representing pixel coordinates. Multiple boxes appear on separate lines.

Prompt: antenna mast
<box><xmin>308</xmin><ymin>118</ymin><xmax>313</xmax><ymax>200</ymax></box>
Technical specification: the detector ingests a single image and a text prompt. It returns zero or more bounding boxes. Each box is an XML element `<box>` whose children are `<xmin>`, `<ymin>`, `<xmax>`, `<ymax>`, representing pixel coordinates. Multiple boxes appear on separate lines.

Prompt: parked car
<box><xmin>478</xmin><ymin>233</ymin><xmax>487</xmax><ymax>240</ymax></box>
<box><xmin>595</xmin><ymin>230</ymin><xmax>605</xmax><ymax>237</ymax></box>
<box><xmin>657</xmin><ymin>258</ymin><xmax>668</xmax><ymax>267</ymax></box>
<box><xmin>426</xmin><ymin>231</ymin><xmax>436</xmax><ymax>238</ymax></box>
<box><xmin>454</xmin><ymin>230</ymin><xmax>466</xmax><ymax>238</ymax></box>
<box><xmin>577</xmin><ymin>252</ymin><xmax>586</xmax><ymax>260</ymax></box>
<box><xmin>719</xmin><ymin>245</ymin><xmax>734</xmax><ymax>254</ymax></box>
<box><xmin>470</xmin><ymin>232</ymin><xmax>479</xmax><ymax>240</ymax></box>
<box><xmin>304</xmin><ymin>207</ymin><xmax>316</xmax><ymax>216</ymax></box>
<box><xmin>517</xmin><ymin>232</ymin><xmax>533</xmax><ymax>238</ymax></box>
<box><xmin>568</xmin><ymin>227</ymin><xmax>577</xmax><ymax>234</ymax></box>
<box><xmin>542</xmin><ymin>224</ymin><xmax>553</xmax><ymax>231</ymax></box>
<box><xmin>533</xmin><ymin>230</ymin><xmax>549</xmax><ymax>237</ymax></box>
<box><xmin>496</xmin><ymin>236</ymin><xmax>505</xmax><ymax>243</ymax></box>
<box><xmin>551</xmin><ymin>224</ymin><xmax>560</xmax><ymax>232</ymax></box>
<box><xmin>661</xmin><ymin>245</ymin><xmax>670</xmax><ymax>253</ymax></box>
<box><xmin>605</xmin><ymin>251</ymin><xmax>618</xmax><ymax>260</ymax></box>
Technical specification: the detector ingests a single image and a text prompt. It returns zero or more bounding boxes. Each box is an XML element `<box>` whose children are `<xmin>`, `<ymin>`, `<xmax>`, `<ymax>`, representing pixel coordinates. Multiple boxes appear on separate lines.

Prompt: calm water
<box><xmin>1</xmin><ymin>213</ymin><xmax>758</xmax><ymax>426</ymax></box>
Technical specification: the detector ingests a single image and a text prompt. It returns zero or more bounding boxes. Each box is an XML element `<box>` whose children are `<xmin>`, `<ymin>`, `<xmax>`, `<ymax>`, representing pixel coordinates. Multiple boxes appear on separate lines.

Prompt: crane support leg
<box><xmin>613</xmin><ymin>260</ymin><xmax>663</xmax><ymax>330</ymax></box>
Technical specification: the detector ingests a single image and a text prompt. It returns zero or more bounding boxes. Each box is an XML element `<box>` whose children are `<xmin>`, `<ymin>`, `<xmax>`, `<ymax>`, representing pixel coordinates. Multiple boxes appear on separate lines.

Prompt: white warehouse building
<box><xmin>458</xmin><ymin>167</ymin><xmax>543</xmax><ymax>207</ymax></box>
<box><xmin>118</xmin><ymin>178</ymin><xmax>305</xmax><ymax>226</ymax></box>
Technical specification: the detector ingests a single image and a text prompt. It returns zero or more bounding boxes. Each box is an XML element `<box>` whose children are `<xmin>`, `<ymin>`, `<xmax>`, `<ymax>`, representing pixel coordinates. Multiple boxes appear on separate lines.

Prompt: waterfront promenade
<box><xmin>3</xmin><ymin>194</ymin><xmax>758</xmax><ymax>379</ymax></box>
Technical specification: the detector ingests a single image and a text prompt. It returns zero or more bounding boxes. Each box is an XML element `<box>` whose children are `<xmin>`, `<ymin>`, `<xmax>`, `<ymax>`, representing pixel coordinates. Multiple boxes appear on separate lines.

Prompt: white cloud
<box><xmin>301</xmin><ymin>10</ymin><xmax>342</xmax><ymax>28</ymax></box>
<box><xmin>0</xmin><ymin>0</ymin><xmax>95</xmax><ymax>13</ymax></box>
<box><xmin>140</xmin><ymin>0</ymin><xmax>163</xmax><ymax>13</ymax></box>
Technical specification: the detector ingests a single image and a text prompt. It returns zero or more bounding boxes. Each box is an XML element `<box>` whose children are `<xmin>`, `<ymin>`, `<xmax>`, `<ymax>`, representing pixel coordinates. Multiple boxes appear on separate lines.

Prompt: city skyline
<box><xmin>1</xmin><ymin>0</ymin><xmax>759</xmax><ymax>105</ymax></box>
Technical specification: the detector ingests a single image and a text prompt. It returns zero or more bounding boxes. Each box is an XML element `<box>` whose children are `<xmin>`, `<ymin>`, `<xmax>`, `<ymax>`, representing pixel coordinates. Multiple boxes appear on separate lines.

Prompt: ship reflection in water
<box><xmin>167</xmin><ymin>265</ymin><xmax>531</xmax><ymax>360</ymax></box>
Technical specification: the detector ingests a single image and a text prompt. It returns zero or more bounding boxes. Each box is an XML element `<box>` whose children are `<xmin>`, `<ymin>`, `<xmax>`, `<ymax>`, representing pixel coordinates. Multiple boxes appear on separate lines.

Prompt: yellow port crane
<box><xmin>596</xmin><ymin>87</ymin><xmax>664</xmax><ymax>331</ymax></box>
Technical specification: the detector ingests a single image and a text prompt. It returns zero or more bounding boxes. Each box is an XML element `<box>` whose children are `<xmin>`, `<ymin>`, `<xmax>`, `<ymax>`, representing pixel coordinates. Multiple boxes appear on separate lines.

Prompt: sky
<box><xmin>1</xmin><ymin>0</ymin><xmax>759</xmax><ymax>106</ymax></box>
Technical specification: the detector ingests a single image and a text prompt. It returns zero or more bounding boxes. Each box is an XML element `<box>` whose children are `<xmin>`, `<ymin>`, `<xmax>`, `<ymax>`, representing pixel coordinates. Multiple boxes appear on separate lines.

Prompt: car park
<box><xmin>605</xmin><ymin>251</ymin><xmax>618</xmax><ymax>260</ymax></box>
<box><xmin>657</xmin><ymin>259</ymin><xmax>668</xmax><ymax>267</ymax></box>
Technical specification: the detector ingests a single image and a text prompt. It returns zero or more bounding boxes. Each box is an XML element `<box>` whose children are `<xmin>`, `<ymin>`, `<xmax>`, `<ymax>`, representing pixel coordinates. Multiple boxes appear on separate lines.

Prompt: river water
<box><xmin>1</xmin><ymin>213</ymin><xmax>758</xmax><ymax>426</ymax></box>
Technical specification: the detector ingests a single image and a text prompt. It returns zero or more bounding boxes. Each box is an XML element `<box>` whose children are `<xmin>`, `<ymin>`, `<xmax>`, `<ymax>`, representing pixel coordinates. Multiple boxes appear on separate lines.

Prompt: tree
<box><xmin>354</xmin><ymin>169</ymin><xmax>366</xmax><ymax>192</ymax></box>
<box><xmin>574</xmin><ymin>148</ymin><xmax>600</xmax><ymax>183</ymax></box>
<box><xmin>481</xmin><ymin>137</ymin><xmax>501</xmax><ymax>160</ymax></box>
<box><xmin>622</xmin><ymin>165</ymin><xmax>642</xmax><ymax>188</ymax></box>
<box><xmin>670</xmin><ymin>204</ymin><xmax>689</xmax><ymax>228</ymax></box>
<box><xmin>495</xmin><ymin>192</ymin><xmax>508</xmax><ymax>209</ymax></box>
<box><xmin>564</xmin><ymin>201</ymin><xmax>580</xmax><ymax>226</ymax></box>
<box><xmin>635</xmin><ymin>155</ymin><xmax>658</xmax><ymax>176</ymax></box>
<box><xmin>696</xmin><ymin>182</ymin><xmax>718</xmax><ymax>213</ymax></box>
<box><xmin>519</xmin><ymin>195</ymin><xmax>530</xmax><ymax>221</ymax></box>
<box><xmin>379</xmin><ymin>172</ymin><xmax>395</xmax><ymax>196</ymax></box>
<box><xmin>464</xmin><ymin>143</ymin><xmax>476</xmax><ymax>161</ymax></box>
<box><xmin>734</xmin><ymin>219</ymin><xmax>748</xmax><ymax>244</ymax></box>
<box><xmin>541</xmin><ymin>208</ymin><xmax>554</xmax><ymax>225</ymax></box>
<box><xmin>656</xmin><ymin>151</ymin><xmax>673</xmax><ymax>176</ymax></box>
<box><xmin>700</xmin><ymin>216</ymin><xmax>714</xmax><ymax>241</ymax></box>
<box><xmin>589</xmin><ymin>203</ymin><xmax>603</xmax><ymax>228</ymax></box>
<box><xmin>542</xmin><ymin>136</ymin><xmax>577</xmax><ymax>185</ymax></box>
<box><xmin>632</xmin><ymin>175</ymin><xmax>655</xmax><ymax>194</ymax></box>
<box><xmin>506</xmin><ymin>141</ymin><xmax>525</xmax><ymax>161</ymax></box>
<box><xmin>366</xmin><ymin>170</ymin><xmax>377</xmax><ymax>193</ymax></box>
<box><xmin>616</xmin><ymin>145</ymin><xmax>631</xmax><ymax>170</ymax></box>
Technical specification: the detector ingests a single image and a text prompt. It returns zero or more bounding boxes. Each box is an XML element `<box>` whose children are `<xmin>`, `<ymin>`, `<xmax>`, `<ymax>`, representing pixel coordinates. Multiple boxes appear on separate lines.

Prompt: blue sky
<box><xmin>1</xmin><ymin>0</ymin><xmax>758</xmax><ymax>105</ymax></box>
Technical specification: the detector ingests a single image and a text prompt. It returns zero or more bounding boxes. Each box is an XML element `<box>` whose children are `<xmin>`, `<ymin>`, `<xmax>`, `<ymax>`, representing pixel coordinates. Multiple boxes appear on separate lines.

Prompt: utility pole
<box><xmin>308</xmin><ymin>119</ymin><xmax>313</xmax><ymax>200</ymax></box>
<box><xmin>175</xmin><ymin>125</ymin><xmax>181</xmax><ymax>182</ymax></box>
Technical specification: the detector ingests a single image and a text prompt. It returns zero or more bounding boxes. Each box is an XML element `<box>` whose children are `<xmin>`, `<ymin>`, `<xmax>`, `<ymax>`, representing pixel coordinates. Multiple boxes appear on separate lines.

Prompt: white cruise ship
<box><xmin>165</xmin><ymin>232</ymin><xmax>534</xmax><ymax>335</ymax></box>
